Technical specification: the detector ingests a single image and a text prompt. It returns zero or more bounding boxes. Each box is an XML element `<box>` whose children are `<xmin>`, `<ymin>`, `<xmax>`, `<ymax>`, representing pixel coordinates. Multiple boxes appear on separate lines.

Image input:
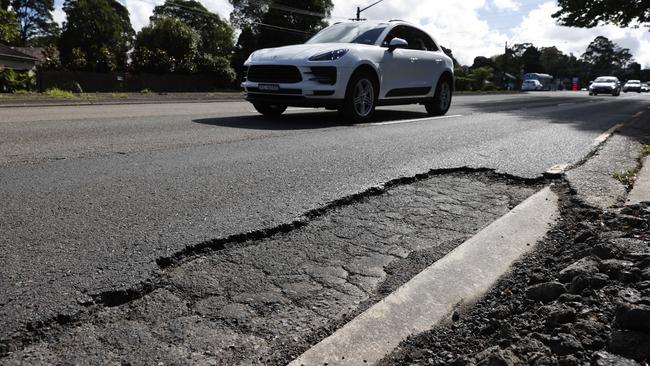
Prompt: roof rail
<box><xmin>388</xmin><ymin>19</ymin><xmax>409</xmax><ymax>23</ymax></box>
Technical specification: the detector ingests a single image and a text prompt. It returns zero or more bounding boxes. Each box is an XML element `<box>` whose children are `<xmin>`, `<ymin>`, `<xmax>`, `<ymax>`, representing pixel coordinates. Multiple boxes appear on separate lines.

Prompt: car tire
<box><xmin>253</xmin><ymin>103</ymin><xmax>287</xmax><ymax>117</ymax></box>
<box><xmin>425</xmin><ymin>76</ymin><xmax>453</xmax><ymax>116</ymax></box>
<box><xmin>340</xmin><ymin>71</ymin><xmax>377</xmax><ymax>123</ymax></box>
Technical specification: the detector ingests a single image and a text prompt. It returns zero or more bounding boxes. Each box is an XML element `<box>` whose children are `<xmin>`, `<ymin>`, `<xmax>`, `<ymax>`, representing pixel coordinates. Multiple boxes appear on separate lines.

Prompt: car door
<box><xmin>379</xmin><ymin>25</ymin><xmax>421</xmax><ymax>98</ymax></box>
<box><xmin>380</xmin><ymin>26</ymin><xmax>438</xmax><ymax>98</ymax></box>
<box><xmin>407</xmin><ymin>28</ymin><xmax>442</xmax><ymax>95</ymax></box>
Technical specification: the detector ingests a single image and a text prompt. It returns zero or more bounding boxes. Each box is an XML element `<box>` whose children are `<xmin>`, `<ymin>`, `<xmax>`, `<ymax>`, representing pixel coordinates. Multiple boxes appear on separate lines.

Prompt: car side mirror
<box><xmin>388</xmin><ymin>38</ymin><xmax>408</xmax><ymax>52</ymax></box>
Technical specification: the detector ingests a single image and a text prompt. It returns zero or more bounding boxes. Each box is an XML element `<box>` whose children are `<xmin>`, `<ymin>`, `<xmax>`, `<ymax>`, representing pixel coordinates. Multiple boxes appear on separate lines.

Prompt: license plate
<box><xmin>258</xmin><ymin>84</ymin><xmax>280</xmax><ymax>91</ymax></box>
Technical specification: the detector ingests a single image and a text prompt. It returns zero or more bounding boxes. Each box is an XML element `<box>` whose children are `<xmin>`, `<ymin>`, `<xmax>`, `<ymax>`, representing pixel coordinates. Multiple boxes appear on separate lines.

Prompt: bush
<box><xmin>196</xmin><ymin>53</ymin><xmax>237</xmax><ymax>86</ymax></box>
<box><xmin>0</xmin><ymin>69</ymin><xmax>36</xmax><ymax>92</ymax></box>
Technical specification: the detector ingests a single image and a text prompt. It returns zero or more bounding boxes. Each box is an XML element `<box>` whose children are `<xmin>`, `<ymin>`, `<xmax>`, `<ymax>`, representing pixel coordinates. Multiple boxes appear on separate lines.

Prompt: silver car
<box><xmin>589</xmin><ymin>76</ymin><xmax>621</xmax><ymax>96</ymax></box>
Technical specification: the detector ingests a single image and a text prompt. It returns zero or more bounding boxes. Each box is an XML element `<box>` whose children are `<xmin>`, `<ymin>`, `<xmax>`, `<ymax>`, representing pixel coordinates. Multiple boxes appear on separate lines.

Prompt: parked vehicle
<box><xmin>241</xmin><ymin>20</ymin><xmax>454</xmax><ymax>122</ymax></box>
<box><xmin>521</xmin><ymin>79</ymin><xmax>543</xmax><ymax>91</ymax></box>
<box><xmin>522</xmin><ymin>73</ymin><xmax>554</xmax><ymax>91</ymax></box>
<box><xmin>623</xmin><ymin>79</ymin><xmax>642</xmax><ymax>93</ymax></box>
<box><xmin>642</xmin><ymin>83</ymin><xmax>650</xmax><ymax>93</ymax></box>
<box><xmin>588</xmin><ymin>76</ymin><xmax>621</xmax><ymax>96</ymax></box>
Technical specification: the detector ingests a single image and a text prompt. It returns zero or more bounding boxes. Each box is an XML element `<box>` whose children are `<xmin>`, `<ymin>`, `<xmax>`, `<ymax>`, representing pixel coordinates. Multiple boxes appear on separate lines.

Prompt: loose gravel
<box><xmin>380</xmin><ymin>190</ymin><xmax>650</xmax><ymax>366</ymax></box>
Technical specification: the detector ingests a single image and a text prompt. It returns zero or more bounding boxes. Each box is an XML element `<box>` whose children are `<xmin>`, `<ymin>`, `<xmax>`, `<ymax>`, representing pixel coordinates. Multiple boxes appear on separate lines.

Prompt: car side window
<box><xmin>381</xmin><ymin>25</ymin><xmax>409</xmax><ymax>48</ymax></box>
<box><xmin>415</xmin><ymin>29</ymin><xmax>439</xmax><ymax>51</ymax></box>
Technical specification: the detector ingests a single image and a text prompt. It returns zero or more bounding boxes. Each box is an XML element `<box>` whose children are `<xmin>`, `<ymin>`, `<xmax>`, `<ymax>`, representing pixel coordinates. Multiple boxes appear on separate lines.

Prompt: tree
<box><xmin>229</xmin><ymin>0</ymin><xmax>333</xmax><ymax>71</ymax></box>
<box><xmin>582</xmin><ymin>36</ymin><xmax>633</xmax><ymax>79</ymax></box>
<box><xmin>471</xmin><ymin>56</ymin><xmax>495</xmax><ymax>69</ymax></box>
<box><xmin>553</xmin><ymin>0</ymin><xmax>650</xmax><ymax>28</ymax></box>
<box><xmin>131</xmin><ymin>17</ymin><xmax>199</xmax><ymax>74</ymax></box>
<box><xmin>151</xmin><ymin>0</ymin><xmax>234</xmax><ymax>56</ymax></box>
<box><xmin>0</xmin><ymin>8</ymin><xmax>19</xmax><ymax>44</ymax></box>
<box><xmin>59</xmin><ymin>0</ymin><xmax>134</xmax><ymax>72</ymax></box>
<box><xmin>5</xmin><ymin>0</ymin><xmax>59</xmax><ymax>46</ymax></box>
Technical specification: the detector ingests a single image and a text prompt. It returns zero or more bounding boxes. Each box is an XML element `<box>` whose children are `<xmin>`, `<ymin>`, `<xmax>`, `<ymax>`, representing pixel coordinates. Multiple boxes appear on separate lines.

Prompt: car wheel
<box><xmin>425</xmin><ymin>77</ymin><xmax>453</xmax><ymax>116</ymax></box>
<box><xmin>341</xmin><ymin>71</ymin><xmax>377</xmax><ymax>123</ymax></box>
<box><xmin>253</xmin><ymin>103</ymin><xmax>287</xmax><ymax>117</ymax></box>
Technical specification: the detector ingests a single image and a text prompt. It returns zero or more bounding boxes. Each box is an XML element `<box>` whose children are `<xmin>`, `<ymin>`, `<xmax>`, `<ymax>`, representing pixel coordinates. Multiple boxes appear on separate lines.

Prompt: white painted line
<box><xmin>592</xmin><ymin>123</ymin><xmax>624</xmax><ymax>146</ymax></box>
<box><xmin>557</xmin><ymin>102</ymin><xmax>576</xmax><ymax>106</ymax></box>
<box><xmin>289</xmin><ymin>187</ymin><xmax>559</xmax><ymax>366</ymax></box>
<box><xmin>633</xmin><ymin>111</ymin><xmax>645</xmax><ymax>118</ymax></box>
<box><xmin>358</xmin><ymin>114</ymin><xmax>463</xmax><ymax>127</ymax></box>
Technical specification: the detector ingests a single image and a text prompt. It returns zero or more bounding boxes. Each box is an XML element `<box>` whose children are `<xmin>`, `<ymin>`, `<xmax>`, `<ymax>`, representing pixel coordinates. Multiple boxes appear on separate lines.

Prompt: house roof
<box><xmin>0</xmin><ymin>43</ymin><xmax>39</xmax><ymax>61</ymax></box>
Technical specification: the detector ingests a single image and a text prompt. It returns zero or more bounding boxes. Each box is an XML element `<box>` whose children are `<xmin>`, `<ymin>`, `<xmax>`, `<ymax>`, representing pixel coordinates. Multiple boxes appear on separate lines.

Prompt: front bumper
<box><xmin>590</xmin><ymin>87</ymin><xmax>616</xmax><ymax>93</ymax></box>
<box><xmin>241</xmin><ymin>64</ymin><xmax>353</xmax><ymax>106</ymax></box>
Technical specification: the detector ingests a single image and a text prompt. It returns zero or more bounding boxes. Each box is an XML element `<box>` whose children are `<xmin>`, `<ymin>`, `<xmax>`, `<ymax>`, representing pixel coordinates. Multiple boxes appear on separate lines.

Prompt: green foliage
<box><xmin>140</xmin><ymin>88</ymin><xmax>152</xmax><ymax>94</ymax></box>
<box><xmin>43</xmin><ymin>87</ymin><xmax>74</xmax><ymax>98</ymax></box>
<box><xmin>151</xmin><ymin>0</ymin><xmax>234</xmax><ymax>56</ymax></box>
<box><xmin>39</xmin><ymin>44</ymin><xmax>61</xmax><ymax>70</ymax></box>
<box><xmin>59</xmin><ymin>0</ymin><xmax>134</xmax><ymax>72</ymax></box>
<box><xmin>7</xmin><ymin>0</ymin><xmax>59</xmax><ymax>46</ymax></box>
<box><xmin>0</xmin><ymin>8</ymin><xmax>19</xmax><ymax>44</ymax></box>
<box><xmin>612</xmin><ymin>168</ymin><xmax>637</xmax><ymax>187</ymax></box>
<box><xmin>196</xmin><ymin>53</ymin><xmax>236</xmax><ymax>85</ymax></box>
<box><xmin>0</xmin><ymin>69</ymin><xmax>36</xmax><ymax>92</ymax></box>
<box><xmin>131</xmin><ymin>17</ymin><xmax>199</xmax><ymax>74</ymax></box>
<box><xmin>469</xmin><ymin>67</ymin><xmax>494</xmax><ymax>90</ymax></box>
<box><xmin>110</xmin><ymin>92</ymin><xmax>127</xmax><ymax>99</ymax></box>
<box><xmin>553</xmin><ymin>0</ymin><xmax>649</xmax><ymax>28</ymax></box>
<box><xmin>582</xmin><ymin>36</ymin><xmax>633</xmax><ymax>79</ymax></box>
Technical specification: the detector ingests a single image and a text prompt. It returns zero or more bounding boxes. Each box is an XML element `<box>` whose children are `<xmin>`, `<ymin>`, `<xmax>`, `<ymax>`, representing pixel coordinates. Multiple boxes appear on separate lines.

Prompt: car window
<box><xmin>381</xmin><ymin>25</ymin><xmax>437</xmax><ymax>51</ymax></box>
<box><xmin>306</xmin><ymin>22</ymin><xmax>387</xmax><ymax>44</ymax></box>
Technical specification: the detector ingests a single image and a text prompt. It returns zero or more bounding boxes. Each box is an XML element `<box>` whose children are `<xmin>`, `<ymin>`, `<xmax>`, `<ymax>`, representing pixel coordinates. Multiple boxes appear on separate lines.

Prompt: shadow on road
<box><xmin>193</xmin><ymin>109</ymin><xmax>429</xmax><ymax>130</ymax></box>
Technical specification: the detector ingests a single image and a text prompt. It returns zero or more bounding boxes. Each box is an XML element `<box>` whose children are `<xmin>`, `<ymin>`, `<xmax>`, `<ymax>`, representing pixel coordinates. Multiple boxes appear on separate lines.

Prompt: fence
<box><xmin>37</xmin><ymin>70</ymin><xmax>234</xmax><ymax>92</ymax></box>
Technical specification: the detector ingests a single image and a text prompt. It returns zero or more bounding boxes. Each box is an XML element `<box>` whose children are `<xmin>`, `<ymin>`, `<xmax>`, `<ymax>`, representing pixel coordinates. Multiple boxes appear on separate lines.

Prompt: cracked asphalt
<box><xmin>1</xmin><ymin>92</ymin><xmax>650</xmax><ymax>362</ymax></box>
<box><xmin>2</xmin><ymin>172</ymin><xmax>537</xmax><ymax>364</ymax></box>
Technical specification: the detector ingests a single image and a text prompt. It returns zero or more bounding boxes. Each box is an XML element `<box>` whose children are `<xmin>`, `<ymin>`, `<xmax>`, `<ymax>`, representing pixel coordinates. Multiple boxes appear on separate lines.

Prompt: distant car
<box><xmin>521</xmin><ymin>79</ymin><xmax>543</xmax><ymax>91</ymax></box>
<box><xmin>242</xmin><ymin>20</ymin><xmax>455</xmax><ymax>122</ymax></box>
<box><xmin>623</xmin><ymin>79</ymin><xmax>642</xmax><ymax>93</ymax></box>
<box><xmin>589</xmin><ymin>76</ymin><xmax>621</xmax><ymax>96</ymax></box>
<box><xmin>642</xmin><ymin>83</ymin><xmax>650</xmax><ymax>92</ymax></box>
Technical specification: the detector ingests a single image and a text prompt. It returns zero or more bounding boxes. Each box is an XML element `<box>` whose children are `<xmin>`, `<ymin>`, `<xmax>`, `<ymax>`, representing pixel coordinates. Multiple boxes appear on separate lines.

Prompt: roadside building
<box><xmin>0</xmin><ymin>43</ymin><xmax>38</xmax><ymax>71</ymax></box>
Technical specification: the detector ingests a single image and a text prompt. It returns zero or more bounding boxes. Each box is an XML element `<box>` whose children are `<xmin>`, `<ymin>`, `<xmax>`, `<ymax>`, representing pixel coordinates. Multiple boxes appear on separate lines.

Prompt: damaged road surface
<box><xmin>2</xmin><ymin>92</ymin><xmax>650</xmax><ymax>362</ymax></box>
<box><xmin>3</xmin><ymin>172</ymin><xmax>538</xmax><ymax>364</ymax></box>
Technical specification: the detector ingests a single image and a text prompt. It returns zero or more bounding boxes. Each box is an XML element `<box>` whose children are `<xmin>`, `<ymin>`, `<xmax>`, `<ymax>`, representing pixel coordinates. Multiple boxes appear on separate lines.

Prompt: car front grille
<box><xmin>247</xmin><ymin>65</ymin><xmax>302</xmax><ymax>83</ymax></box>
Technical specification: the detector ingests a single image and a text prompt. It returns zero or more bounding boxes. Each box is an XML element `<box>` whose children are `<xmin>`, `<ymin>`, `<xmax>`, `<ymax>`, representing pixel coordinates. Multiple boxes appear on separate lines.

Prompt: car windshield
<box><xmin>627</xmin><ymin>81</ymin><xmax>640</xmax><ymax>84</ymax></box>
<box><xmin>595</xmin><ymin>77</ymin><xmax>616</xmax><ymax>83</ymax></box>
<box><xmin>306</xmin><ymin>22</ymin><xmax>387</xmax><ymax>45</ymax></box>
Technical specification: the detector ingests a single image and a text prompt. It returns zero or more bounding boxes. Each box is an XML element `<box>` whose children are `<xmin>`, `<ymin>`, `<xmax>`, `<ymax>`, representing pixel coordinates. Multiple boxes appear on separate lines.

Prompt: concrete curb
<box><xmin>289</xmin><ymin>187</ymin><xmax>559</xmax><ymax>366</ymax></box>
<box><xmin>627</xmin><ymin>155</ymin><xmax>650</xmax><ymax>205</ymax></box>
<box><xmin>0</xmin><ymin>95</ymin><xmax>244</xmax><ymax>108</ymax></box>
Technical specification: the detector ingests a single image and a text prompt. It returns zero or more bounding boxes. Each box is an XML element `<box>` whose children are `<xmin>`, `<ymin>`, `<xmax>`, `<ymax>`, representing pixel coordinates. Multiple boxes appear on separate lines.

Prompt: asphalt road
<box><xmin>1</xmin><ymin>91</ymin><xmax>649</xmax><ymax>355</ymax></box>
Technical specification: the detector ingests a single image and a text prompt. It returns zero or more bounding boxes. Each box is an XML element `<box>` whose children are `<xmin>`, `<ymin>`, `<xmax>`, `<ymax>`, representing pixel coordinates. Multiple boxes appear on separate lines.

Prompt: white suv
<box><xmin>241</xmin><ymin>20</ymin><xmax>454</xmax><ymax>122</ymax></box>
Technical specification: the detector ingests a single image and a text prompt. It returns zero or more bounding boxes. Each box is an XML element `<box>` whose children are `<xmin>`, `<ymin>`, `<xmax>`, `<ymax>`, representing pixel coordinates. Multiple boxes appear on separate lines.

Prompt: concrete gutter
<box><xmin>289</xmin><ymin>186</ymin><xmax>559</xmax><ymax>366</ymax></box>
<box><xmin>627</xmin><ymin>155</ymin><xmax>650</xmax><ymax>205</ymax></box>
<box><xmin>0</xmin><ymin>93</ymin><xmax>244</xmax><ymax>108</ymax></box>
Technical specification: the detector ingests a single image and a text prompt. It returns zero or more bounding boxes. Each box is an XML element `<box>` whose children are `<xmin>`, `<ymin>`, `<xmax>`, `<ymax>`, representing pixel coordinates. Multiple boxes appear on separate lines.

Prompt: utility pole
<box><xmin>503</xmin><ymin>41</ymin><xmax>508</xmax><ymax>90</ymax></box>
<box><xmin>355</xmin><ymin>0</ymin><xmax>385</xmax><ymax>21</ymax></box>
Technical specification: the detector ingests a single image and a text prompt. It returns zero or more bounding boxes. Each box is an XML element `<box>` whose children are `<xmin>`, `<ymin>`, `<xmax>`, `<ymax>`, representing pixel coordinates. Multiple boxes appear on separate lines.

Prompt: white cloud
<box><xmin>492</xmin><ymin>0</ymin><xmax>520</xmax><ymax>11</ymax></box>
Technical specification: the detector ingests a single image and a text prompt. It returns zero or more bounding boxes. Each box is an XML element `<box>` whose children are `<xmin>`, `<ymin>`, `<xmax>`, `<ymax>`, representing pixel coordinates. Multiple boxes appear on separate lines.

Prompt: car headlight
<box><xmin>309</xmin><ymin>49</ymin><xmax>349</xmax><ymax>62</ymax></box>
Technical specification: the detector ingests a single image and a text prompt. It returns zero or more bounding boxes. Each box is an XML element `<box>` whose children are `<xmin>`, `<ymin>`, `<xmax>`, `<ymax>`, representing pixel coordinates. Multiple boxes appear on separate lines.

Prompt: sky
<box><xmin>51</xmin><ymin>0</ymin><xmax>650</xmax><ymax>67</ymax></box>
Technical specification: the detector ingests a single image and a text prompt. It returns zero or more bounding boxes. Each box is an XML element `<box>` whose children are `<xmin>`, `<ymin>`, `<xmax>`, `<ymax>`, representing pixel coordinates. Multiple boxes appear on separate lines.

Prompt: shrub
<box><xmin>0</xmin><ymin>69</ymin><xmax>36</xmax><ymax>92</ymax></box>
